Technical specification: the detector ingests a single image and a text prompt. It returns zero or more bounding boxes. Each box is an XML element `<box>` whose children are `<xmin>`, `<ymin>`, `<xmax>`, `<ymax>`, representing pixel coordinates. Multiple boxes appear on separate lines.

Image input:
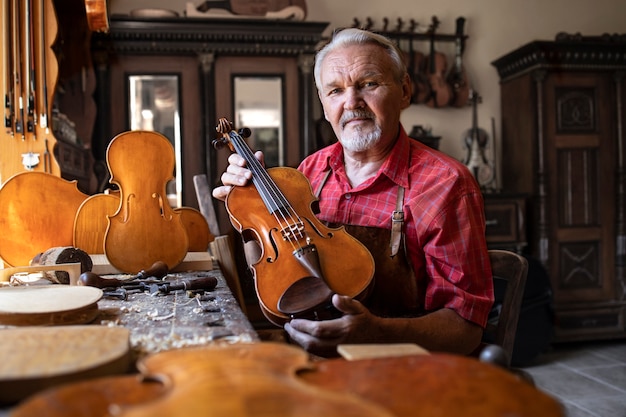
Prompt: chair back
<box><xmin>485</xmin><ymin>249</ymin><xmax>529</xmax><ymax>366</ymax></box>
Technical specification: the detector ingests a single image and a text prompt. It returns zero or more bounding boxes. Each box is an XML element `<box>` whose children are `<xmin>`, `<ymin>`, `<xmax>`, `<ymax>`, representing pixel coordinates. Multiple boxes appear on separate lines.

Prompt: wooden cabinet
<box><xmin>90</xmin><ymin>16</ymin><xmax>328</xmax><ymax>213</ymax></box>
<box><xmin>492</xmin><ymin>36</ymin><xmax>626</xmax><ymax>342</ymax></box>
<box><xmin>483</xmin><ymin>193</ymin><xmax>527</xmax><ymax>253</ymax></box>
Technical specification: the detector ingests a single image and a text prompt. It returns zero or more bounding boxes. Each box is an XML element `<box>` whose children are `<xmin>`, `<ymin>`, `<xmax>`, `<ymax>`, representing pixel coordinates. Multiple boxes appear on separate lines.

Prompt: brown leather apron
<box><xmin>316</xmin><ymin>172</ymin><xmax>423</xmax><ymax>318</ymax></box>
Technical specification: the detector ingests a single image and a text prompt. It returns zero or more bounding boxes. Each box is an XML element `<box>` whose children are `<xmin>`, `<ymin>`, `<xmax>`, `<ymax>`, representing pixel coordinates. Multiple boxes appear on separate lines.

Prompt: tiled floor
<box><xmin>521</xmin><ymin>339</ymin><xmax>626</xmax><ymax>417</ymax></box>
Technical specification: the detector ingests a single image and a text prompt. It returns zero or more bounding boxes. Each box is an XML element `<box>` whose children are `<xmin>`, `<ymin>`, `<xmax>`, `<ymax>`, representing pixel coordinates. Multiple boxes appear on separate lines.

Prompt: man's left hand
<box><xmin>284</xmin><ymin>294</ymin><xmax>378</xmax><ymax>356</ymax></box>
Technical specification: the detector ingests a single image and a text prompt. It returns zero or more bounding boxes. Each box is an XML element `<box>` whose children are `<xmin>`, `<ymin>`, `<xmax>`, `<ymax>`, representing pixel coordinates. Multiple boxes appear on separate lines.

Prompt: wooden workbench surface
<box><xmin>95</xmin><ymin>268</ymin><xmax>259</xmax><ymax>359</ymax></box>
<box><xmin>0</xmin><ymin>267</ymin><xmax>259</xmax><ymax>410</ymax></box>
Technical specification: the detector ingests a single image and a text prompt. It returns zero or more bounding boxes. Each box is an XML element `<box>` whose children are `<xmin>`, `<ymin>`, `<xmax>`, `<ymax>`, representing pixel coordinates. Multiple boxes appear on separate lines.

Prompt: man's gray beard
<box><xmin>339</xmin><ymin>125</ymin><xmax>382</xmax><ymax>153</ymax></box>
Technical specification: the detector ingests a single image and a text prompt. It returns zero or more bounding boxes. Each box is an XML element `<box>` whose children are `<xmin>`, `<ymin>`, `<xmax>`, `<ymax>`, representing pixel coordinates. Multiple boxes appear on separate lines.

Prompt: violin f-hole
<box><xmin>152</xmin><ymin>192</ymin><xmax>172</xmax><ymax>220</ymax></box>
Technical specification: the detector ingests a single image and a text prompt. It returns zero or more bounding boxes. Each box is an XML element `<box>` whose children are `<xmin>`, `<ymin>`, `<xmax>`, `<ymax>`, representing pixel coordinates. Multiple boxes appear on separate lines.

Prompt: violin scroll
<box><xmin>212</xmin><ymin>119</ymin><xmax>251</xmax><ymax>150</ymax></box>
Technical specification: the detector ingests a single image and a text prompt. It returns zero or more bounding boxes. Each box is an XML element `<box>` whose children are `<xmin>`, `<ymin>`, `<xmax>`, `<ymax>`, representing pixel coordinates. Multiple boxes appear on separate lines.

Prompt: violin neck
<box><xmin>471</xmin><ymin>92</ymin><xmax>479</xmax><ymax>134</ymax></box>
<box><xmin>454</xmin><ymin>17</ymin><xmax>465</xmax><ymax>72</ymax></box>
<box><xmin>228</xmin><ymin>131</ymin><xmax>289</xmax><ymax>215</ymax></box>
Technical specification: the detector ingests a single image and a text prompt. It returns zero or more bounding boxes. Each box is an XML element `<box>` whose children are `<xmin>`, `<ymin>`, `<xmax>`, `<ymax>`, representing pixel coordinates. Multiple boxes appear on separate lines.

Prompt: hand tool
<box><xmin>78</xmin><ymin>261</ymin><xmax>168</xmax><ymax>288</ymax></box>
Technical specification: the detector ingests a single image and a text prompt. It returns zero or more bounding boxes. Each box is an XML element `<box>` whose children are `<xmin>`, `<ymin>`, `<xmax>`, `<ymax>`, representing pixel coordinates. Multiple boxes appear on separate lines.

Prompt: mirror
<box><xmin>234</xmin><ymin>76</ymin><xmax>283</xmax><ymax>167</ymax></box>
<box><xmin>128</xmin><ymin>75</ymin><xmax>182</xmax><ymax>207</ymax></box>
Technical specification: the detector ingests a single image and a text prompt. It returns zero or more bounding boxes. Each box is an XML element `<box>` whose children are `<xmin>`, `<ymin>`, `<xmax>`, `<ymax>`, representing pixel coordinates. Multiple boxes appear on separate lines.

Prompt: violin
<box><xmin>84</xmin><ymin>0</ymin><xmax>109</xmax><ymax>33</ymax></box>
<box><xmin>103</xmin><ymin>131</ymin><xmax>189</xmax><ymax>274</ymax></box>
<box><xmin>425</xmin><ymin>16</ymin><xmax>452</xmax><ymax>108</ymax></box>
<box><xmin>446</xmin><ymin>17</ymin><xmax>471</xmax><ymax>108</ymax></box>
<box><xmin>406</xmin><ymin>20</ymin><xmax>430</xmax><ymax>104</ymax></box>
<box><xmin>214</xmin><ymin>119</ymin><xmax>374</xmax><ymax>325</ymax></box>
<box><xmin>411</xmin><ymin>50</ymin><xmax>431</xmax><ymax>104</ymax></box>
<box><xmin>462</xmin><ymin>91</ymin><xmax>494</xmax><ymax>188</ymax></box>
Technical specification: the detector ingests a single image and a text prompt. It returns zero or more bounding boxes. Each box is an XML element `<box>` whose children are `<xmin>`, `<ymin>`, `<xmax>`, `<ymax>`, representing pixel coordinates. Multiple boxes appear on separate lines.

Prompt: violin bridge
<box><xmin>280</xmin><ymin>221</ymin><xmax>305</xmax><ymax>241</ymax></box>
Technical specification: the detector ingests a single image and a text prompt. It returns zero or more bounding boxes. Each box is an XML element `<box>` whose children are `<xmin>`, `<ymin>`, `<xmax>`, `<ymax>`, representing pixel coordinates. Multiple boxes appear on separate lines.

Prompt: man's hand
<box><xmin>212</xmin><ymin>151</ymin><xmax>264</xmax><ymax>201</ymax></box>
<box><xmin>284</xmin><ymin>294</ymin><xmax>379</xmax><ymax>357</ymax></box>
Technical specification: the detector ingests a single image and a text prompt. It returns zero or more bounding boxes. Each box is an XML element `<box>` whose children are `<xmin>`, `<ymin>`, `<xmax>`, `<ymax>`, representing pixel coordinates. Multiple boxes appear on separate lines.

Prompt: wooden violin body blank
<box><xmin>103</xmin><ymin>131</ymin><xmax>188</xmax><ymax>273</ymax></box>
<box><xmin>11</xmin><ymin>343</ymin><xmax>564</xmax><ymax>417</ymax></box>
<box><xmin>74</xmin><ymin>193</ymin><xmax>212</xmax><ymax>254</ymax></box>
<box><xmin>0</xmin><ymin>172</ymin><xmax>87</xmax><ymax>267</ymax></box>
<box><xmin>215</xmin><ymin>119</ymin><xmax>374</xmax><ymax>325</ymax></box>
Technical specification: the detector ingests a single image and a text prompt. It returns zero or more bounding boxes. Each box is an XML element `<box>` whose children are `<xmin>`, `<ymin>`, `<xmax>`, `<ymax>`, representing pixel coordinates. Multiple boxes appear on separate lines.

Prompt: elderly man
<box><xmin>213</xmin><ymin>28</ymin><xmax>493</xmax><ymax>357</ymax></box>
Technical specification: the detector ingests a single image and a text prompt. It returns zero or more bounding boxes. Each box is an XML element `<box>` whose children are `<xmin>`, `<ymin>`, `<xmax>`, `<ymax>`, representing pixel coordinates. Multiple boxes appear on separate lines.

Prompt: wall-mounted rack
<box><xmin>351</xmin><ymin>15</ymin><xmax>468</xmax><ymax>46</ymax></box>
<box><xmin>347</xmin><ymin>15</ymin><xmax>472</xmax><ymax>109</ymax></box>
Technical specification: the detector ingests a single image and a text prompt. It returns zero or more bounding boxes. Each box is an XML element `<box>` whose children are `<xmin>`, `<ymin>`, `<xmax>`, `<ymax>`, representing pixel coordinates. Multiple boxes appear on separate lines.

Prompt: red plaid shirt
<box><xmin>298</xmin><ymin>126</ymin><xmax>494</xmax><ymax>327</ymax></box>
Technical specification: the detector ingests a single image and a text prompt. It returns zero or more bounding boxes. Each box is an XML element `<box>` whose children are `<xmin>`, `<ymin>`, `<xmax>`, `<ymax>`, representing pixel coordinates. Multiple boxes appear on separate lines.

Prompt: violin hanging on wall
<box><xmin>446</xmin><ymin>17</ymin><xmax>470</xmax><ymax>108</ymax></box>
<box><xmin>424</xmin><ymin>16</ymin><xmax>452</xmax><ymax>108</ymax></box>
<box><xmin>352</xmin><ymin>15</ymin><xmax>472</xmax><ymax>109</ymax></box>
<box><xmin>406</xmin><ymin>18</ymin><xmax>431</xmax><ymax>105</ymax></box>
<box><xmin>462</xmin><ymin>90</ymin><xmax>495</xmax><ymax>189</ymax></box>
<box><xmin>214</xmin><ymin>119</ymin><xmax>374</xmax><ymax>325</ymax></box>
<box><xmin>84</xmin><ymin>0</ymin><xmax>109</xmax><ymax>33</ymax></box>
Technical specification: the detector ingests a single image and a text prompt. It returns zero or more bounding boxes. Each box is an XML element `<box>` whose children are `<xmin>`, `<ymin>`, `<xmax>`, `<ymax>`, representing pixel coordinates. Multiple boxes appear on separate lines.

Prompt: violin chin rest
<box><xmin>278</xmin><ymin>276</ymin><xmax>337</xmax><ymax>320</ymax></box>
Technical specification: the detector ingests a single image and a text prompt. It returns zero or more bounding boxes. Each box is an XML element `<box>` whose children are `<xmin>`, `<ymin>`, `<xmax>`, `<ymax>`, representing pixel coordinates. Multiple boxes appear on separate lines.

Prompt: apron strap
<box><xmin>314</xmin><ymin>169</ymin><xmax>332</xmax><ymax>198</ymax></box>
<box><xmin>390</xmin><ymin>185</ymin><xmax>405</xmax><ymax>258</ymax></box>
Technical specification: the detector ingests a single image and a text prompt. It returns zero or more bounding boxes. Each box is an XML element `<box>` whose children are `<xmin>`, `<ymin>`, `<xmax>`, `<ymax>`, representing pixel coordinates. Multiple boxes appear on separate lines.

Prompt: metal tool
<box><xmin>148</xmin><ymin>276</ymin><xmax>218</xmax><ymax>295</ymax></box>
<box><xmin>79</xmin><ymin>270</ymin><xmax>218</xmax><ymax>297</ymax></box>
<box><xmin>78</xmin><ymin>261</ymin><xmax>169</xmax><ymax>289</ymax></box>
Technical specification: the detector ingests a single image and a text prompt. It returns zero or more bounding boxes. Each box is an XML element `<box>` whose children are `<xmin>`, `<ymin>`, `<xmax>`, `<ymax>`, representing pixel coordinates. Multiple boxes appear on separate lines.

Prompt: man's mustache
<box><xmin>340</xmin><ymin>110</ymin><xmax>376</xmax><ymax>128</ymax></box>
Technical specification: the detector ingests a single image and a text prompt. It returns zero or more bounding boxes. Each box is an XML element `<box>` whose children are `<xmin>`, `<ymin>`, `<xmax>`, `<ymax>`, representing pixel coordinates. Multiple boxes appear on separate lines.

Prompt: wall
<box><xmin>108</xmin><ymin>0</ymin><xmax>626</xmax><ymax>183</ymax></box>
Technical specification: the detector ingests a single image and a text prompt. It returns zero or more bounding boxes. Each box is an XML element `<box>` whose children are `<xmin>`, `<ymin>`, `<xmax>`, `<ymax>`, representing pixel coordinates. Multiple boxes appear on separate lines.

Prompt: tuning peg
<box><xmin>238</xmin><ymin>127</ymin><xmax>251</xmax><ymax>138</ymax></box>
<box><xmin>212</xmin><ymin>138</ymin><xmax>227</xmax><ymax>149</ymax></box>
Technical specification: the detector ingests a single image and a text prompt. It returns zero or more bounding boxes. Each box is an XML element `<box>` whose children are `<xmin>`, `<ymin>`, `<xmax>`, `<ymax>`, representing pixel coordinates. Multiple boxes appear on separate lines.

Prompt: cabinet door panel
<box><xmin>214</xmin><ymin>56</ymin><xmax>300</xmax><ymax>233</ymax></box>
<box><xmin>109</xmin><ymin>55</ymin><xmax>202</xmax><ymax>209</ymax></box>
<box><xmin>544</xmin><ymin>73</ymin><xmax>615</xmax><ymax>304</ymax></box>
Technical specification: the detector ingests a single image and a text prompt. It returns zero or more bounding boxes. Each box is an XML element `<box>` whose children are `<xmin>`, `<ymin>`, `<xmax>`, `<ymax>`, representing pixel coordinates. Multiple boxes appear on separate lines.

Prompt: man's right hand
<box><xmin>212</xmin><ymin>151</ymin><xmax>264</xmax><ymax>201</ymax></box>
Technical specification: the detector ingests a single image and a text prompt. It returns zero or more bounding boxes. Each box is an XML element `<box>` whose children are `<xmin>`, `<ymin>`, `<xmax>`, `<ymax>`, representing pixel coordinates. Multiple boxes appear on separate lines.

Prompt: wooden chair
<box><xmin>478</xmin><ymin>249</ymin><xmax>529</xmax><ymax>369</ymax></box>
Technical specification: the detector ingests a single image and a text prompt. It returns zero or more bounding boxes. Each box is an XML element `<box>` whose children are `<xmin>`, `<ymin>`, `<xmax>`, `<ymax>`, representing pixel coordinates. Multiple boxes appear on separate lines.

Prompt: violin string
<box><xmin>230</xmin><ymin>131</ymin><xmax>291</xmax><ymax>223</ymax></box>
<box><xmin>229</xmin><ymin>130</ymin><xmax>306</xmax><ymax>249</ymax></box>
<box><xmin>232</xmin><ymin>133</ymin><xmax>303</xmax><ymax>248</ymax></box>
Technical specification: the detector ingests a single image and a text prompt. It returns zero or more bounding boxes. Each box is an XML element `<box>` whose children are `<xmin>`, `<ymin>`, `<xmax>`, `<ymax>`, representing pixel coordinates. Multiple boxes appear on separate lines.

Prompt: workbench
<box><xmin>0</xmin><ymin>265</ymin><xmax>259</xmax><ymax>412</ymax></box>
<box><xmin>95</xmin><ymin>268</ymin><xmax>259</xmax><ymax>359</ymax></box>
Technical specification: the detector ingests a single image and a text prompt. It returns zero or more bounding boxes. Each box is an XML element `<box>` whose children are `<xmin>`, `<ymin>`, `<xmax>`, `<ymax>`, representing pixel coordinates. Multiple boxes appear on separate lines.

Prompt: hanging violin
<box><xmin>462</xmin><ymin>91</ymin><xmax>494</xmax><ymax>188</ymax></box>
<box><xmin>214</xmin><ymin>119</ymin><xmax>374</xmax><ymax>325</ymax></box>
<box><xmin>446</xmin><ymin>17</ymin><xmax>470</xmax><ymax>108</ymax></box>
<box><xmin>424</xmin><ymin>16</ymin><xmax>452</xmax><ymax>108</ymax></box>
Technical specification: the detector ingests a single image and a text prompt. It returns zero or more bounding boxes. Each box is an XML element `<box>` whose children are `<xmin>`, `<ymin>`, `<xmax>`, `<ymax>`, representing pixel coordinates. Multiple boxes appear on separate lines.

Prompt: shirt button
<box><xmin>345</xmin><ymin>193</ymin><xmax>352</xmax><ymax>200</ymax></box>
